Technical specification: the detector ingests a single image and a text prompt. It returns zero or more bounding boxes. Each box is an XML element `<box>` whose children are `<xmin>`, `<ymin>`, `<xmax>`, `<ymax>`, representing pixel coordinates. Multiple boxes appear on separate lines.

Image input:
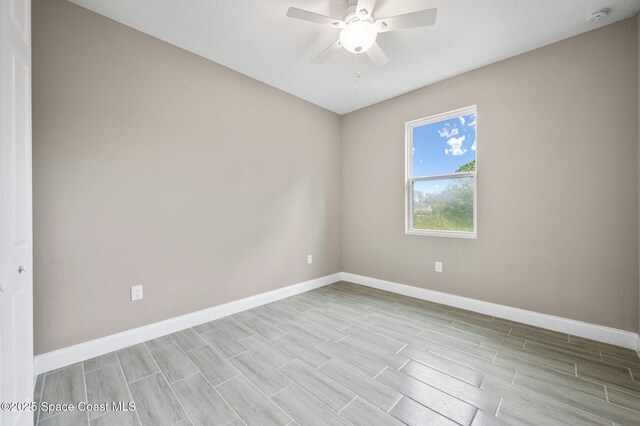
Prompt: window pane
<box><xmin>412</xmin><ymin>112</ymin><xmax>476</xmax><ymax>177</ymax></box>
<box><xmin>413</xmin><ymin>178</ymin><xmax>474</xmax><ymax>232</ymax></box>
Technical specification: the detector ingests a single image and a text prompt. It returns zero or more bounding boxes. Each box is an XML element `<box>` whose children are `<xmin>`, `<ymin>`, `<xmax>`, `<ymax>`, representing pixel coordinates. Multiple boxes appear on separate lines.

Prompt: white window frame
<box><xmin>405</xmin><ymin>105</ymin><xmax>477</xmax><ymax>239</ymax></box>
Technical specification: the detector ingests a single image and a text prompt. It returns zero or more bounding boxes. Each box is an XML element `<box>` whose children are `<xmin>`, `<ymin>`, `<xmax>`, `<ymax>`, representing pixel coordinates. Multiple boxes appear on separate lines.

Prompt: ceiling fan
<box><xmin>286</xmin><ymin>0</ymin><xmax>437</xmax><ymax>67</ymax></box>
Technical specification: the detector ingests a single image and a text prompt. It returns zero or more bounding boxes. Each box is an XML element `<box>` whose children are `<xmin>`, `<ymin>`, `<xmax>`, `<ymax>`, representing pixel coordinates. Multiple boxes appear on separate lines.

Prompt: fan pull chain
<box><xmin>354</xmin><ymin>52</ymin><xmax>361</xmax><ymax>93</ymax></box>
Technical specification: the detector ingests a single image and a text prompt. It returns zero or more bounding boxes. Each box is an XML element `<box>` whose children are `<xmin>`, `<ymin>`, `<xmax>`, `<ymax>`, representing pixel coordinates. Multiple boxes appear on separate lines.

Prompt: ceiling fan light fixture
<box><xmin>287</xmin><ymin>2</ymin><xmax>437</xmax><ymax>66</ymax></box>
<box><xmin>339</xmin><ymin>20</ymin><xmax>377</xmax><ymax>53</ymax></box>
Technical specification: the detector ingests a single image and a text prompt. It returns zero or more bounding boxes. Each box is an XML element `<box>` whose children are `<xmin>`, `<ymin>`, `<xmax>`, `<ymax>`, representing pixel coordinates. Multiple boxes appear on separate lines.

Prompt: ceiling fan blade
<box><xmin>366</xmin><ymin>42</ymin><xmax>388</xmax><ymax>67</ymax></box>
<box><xmin>376</xmin><ymin>8</ymin><xmax>437</xmax><ymax>33</ymax></box>
<box><xmin>311</xmin><ymin>40</ymin><xmax>343</xmax><ymax>64</ymax></box>
<box><xmin>355</xmin><ymin>0</ymin><xmax>378</xmax><ymax>19</ymax></box>
<box><xmin>286</xmin><ymin>7</ymin><xmax>345</xmax><ymax>28</ymax></box>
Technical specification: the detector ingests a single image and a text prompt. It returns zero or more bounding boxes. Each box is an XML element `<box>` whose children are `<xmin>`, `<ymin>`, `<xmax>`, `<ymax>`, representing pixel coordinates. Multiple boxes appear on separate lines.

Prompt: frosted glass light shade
<box><xmin>339</xmin><ymin>21</ymin><xmax>377</xmax><ymax>53</ymax></box>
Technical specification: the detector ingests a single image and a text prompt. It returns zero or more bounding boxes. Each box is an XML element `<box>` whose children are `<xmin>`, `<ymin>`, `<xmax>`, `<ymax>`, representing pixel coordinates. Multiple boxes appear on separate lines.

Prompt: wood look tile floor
<box><xmin>33</xmin><ymin>281</ymin><xmax>640</xmax><ymax>426</ymax></box>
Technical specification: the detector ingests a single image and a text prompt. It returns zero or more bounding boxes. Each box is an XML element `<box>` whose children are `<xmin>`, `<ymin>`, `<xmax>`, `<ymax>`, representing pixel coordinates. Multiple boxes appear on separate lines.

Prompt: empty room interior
<box><xmin>4</xmin><ymin>0</ymin><xmax>640</xmax><ymax>425</ymax></box>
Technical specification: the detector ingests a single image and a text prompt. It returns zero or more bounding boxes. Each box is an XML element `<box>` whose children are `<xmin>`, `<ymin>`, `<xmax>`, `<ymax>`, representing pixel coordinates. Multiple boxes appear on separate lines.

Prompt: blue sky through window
<box><xmin>412</xmin><ymin>112</ymin><xmax>477</xmax><ymax>180</ymax></box>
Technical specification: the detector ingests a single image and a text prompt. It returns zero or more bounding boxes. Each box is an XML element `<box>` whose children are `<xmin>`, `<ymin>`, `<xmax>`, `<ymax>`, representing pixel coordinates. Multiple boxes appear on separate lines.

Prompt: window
<box><xmin>406</xmin><ymin>106</ymin><xmax>477</xmax><ymax>238</ymax></box>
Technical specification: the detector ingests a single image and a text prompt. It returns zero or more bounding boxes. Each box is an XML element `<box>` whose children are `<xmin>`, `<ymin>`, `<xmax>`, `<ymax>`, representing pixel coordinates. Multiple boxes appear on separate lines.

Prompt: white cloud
<box><xmin>471</xmin><ymin>141</ymin><xmax>476</xmax><ymax>151</ymax></box>
<box><xmin>438</xmin><ymin>126</ymin><xmax>459</xmax><ymax>138</ymax></box>
<box><xmin>445</xmin><ymin>136</ymin><xmax>467</xmax><ymax>156</ymax></box>
<box><xmin>459</xmin><ymin>116</ymin><xmax>466</xmax><ymax>125</ymax></box>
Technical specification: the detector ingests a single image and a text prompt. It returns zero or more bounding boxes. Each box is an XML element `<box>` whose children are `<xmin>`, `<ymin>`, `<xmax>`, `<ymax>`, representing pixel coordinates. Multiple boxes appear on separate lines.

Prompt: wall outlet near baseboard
<box><xmin>307</xmin><ymin>255</ymin><xmax>313</xmax><ymax>264</ymax></box>
<box><xmin>131</xmin><ymin>285</ymin><xmax>143</xmax><ymax>301</ymax></box>
<box><xmin>435</xmin><ymin>261</ymin><xmax>442</xmax><ymax>273</ymax></box>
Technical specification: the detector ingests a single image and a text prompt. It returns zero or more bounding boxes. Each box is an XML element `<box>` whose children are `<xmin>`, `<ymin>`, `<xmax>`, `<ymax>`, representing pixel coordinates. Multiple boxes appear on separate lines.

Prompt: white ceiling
<box><xmin>68</xmin><ymin>0</ymin><xmax>640</xmax><ymax>115</ymax></box>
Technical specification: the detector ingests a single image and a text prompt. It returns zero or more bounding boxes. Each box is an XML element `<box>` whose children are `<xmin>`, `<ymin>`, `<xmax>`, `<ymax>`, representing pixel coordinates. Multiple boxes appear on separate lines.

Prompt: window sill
<box><xmin>406</xmin><ymin>230</ymin><xmax>477</xmax><ymax>239</ymax></box>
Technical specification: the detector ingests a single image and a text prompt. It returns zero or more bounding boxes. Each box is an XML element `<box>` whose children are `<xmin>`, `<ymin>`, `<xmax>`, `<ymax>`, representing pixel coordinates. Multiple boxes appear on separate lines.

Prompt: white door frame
<box><xmin>0</xmin><ymin>0</ymin><xmax>34</xmax><ymax>424</ymax></box>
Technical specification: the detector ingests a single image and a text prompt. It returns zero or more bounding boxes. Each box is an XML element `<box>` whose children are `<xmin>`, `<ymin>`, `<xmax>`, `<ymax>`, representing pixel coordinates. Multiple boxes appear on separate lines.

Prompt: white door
<box><xmin>0</xmin><ymin>0</ymin><xmax>33</xmax><ymax>424</ymax></box>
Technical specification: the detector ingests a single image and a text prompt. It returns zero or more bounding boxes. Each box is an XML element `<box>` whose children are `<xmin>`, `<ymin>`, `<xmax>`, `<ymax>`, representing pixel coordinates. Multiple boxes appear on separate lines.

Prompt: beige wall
<box><xmin>34</xmin><ymin>0</ymin><xmax>640</xmax><ymax>354</ymax></box>
<box><xmin>32</xmin><ymin>0</ymin><xmax>342</xmax><ymax>354</ymax></box>
<box><xmin>342</xmin><ymin>19</ymin><xmax>639</xmax><ymax>331</ymax></box>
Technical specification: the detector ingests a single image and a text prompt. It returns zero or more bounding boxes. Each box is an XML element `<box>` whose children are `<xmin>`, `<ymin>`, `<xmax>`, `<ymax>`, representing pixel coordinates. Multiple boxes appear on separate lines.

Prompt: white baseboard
<box><xmin>341</xmin><ymin>272</ymin><xmax>639</xmax><ymax>350</ymax></box>
<box><xmin>34</xmin><ymin>273</ymin><xmax>341</xmax><ymax>375</ymax></box>
<box><xmin>35</xmin><ymin>270</ymin><xmax>640</xmax><ymax>375</ymax></box>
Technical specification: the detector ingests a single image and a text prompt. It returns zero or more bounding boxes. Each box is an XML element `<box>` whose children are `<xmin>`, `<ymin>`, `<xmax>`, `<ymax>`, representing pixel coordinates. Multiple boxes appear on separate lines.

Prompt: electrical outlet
<box><xmin>131</xmin><ymin>285</ymin><xmax>143</xmax><ymax>301</ymax></box>
<box><xmin>435</xmin><ymin>261</ymin><xmax>443</xmax><ymax>273</ymax></box>
<box><xmin>307</xmin><ymin>255</ymin><xmax>313</xmax><ymax>264</ymax></box>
